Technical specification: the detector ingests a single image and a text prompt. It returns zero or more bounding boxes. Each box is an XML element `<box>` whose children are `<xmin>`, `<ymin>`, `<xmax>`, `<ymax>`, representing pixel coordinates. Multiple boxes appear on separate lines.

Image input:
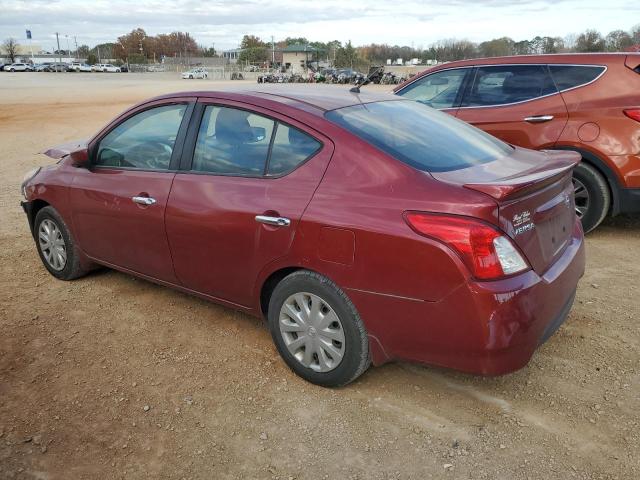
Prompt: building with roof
<box><xmin>281</xmin><ymin>44</ymin><xmax>322</xmax><ymax>74</ymax></box>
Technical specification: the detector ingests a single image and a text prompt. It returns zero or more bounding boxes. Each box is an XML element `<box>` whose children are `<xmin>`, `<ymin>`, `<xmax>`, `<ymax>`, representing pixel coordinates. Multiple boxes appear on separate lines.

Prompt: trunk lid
<box><xmin>432</xmin><ymin>147</ymin><xmax>581</xmax><ymax>274</ymax></box>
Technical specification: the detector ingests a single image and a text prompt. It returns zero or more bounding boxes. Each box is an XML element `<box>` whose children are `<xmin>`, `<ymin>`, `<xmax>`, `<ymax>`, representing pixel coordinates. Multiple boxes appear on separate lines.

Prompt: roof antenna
<box><xmin>349</xmin><ymin>65</ymin><xmax>383</xmax><ymax>93</ymax></box>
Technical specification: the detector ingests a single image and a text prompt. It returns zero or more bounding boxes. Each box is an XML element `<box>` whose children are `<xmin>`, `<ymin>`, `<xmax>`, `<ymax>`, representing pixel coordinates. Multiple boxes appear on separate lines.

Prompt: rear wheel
<box><xmin>573</xmin><ymin>162</ymin><xmax>610</xmax><ymax>233</ymax></box>
<box><xmin>267</xmin><ymin>271</ymin><xmax>370</xmax><ymax>387</ymax></box>
<box><xmin>34</xmin><ymin>206</ymin><xmax>89</xmax><ymax>280</ymax></box>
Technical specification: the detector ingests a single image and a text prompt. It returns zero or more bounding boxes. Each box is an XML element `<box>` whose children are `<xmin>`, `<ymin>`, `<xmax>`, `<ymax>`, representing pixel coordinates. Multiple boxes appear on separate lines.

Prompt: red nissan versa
<box><xmin>20</xmin><ymin>88</ymin><xmax>585</xmax><ymax>387</ymax></box>
<box><xmin>394</xmin><ymin>53</ymin><xmax>640</xmax><ymax>232</ymax></box>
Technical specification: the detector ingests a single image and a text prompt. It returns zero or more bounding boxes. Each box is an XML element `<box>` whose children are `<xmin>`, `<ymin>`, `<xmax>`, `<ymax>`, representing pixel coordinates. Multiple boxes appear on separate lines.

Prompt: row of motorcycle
<box><xmin>257</xmin><ymin>67</ymin><xmax>410</xmax><ymax>85</ymax></box>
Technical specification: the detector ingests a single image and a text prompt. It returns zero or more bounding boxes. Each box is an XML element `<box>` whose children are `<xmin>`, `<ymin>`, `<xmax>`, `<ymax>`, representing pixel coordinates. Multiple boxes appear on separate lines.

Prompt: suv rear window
<box><xmin>325</xmin><ymin>100</ymin><xmax>513</xmax><ymax>172</ymax></box>
<box><xmin>548</xmin><ymin>65</ymin><xmax>606</xmax><ymax>91</ymax></box>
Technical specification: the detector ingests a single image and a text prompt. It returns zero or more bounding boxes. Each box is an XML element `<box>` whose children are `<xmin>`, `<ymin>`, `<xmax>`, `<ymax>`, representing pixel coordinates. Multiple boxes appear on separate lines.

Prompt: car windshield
<box><xmin>325</xmin><ymin>100</ymin><xmax>513</xmax><ymax>172</ymax></box>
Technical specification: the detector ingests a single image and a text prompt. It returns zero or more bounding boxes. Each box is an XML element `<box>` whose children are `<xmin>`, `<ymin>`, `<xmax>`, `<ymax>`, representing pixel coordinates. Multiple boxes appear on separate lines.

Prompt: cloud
<box><xmin>0</xmin><ymin>0</ymin><xmax>636</xmax><ymax>50</ymax></box>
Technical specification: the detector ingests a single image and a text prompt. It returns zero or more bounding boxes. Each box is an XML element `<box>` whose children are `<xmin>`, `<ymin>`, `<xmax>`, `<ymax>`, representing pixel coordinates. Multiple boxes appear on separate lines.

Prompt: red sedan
<box><xmin>21</xmin><ymin>88</ymin><xmax>585</xmax><ymax>387</ymax></box>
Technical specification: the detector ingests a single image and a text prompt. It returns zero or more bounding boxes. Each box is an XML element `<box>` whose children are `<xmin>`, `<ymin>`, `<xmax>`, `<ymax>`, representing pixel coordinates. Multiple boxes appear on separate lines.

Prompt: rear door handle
<box><xmin>255</xmin><ymin>215</ymin><xmax>291</xmax><ymax>227</ymax></box>
<box><xmin>132</xmin><ymin>196</ymin><xmax>156</xmax><ymax>206</ymax></box>
<box><xmin>524</xmin><ymin>115</ymin><xmax>554</xmax><ymax>123</ymax></box>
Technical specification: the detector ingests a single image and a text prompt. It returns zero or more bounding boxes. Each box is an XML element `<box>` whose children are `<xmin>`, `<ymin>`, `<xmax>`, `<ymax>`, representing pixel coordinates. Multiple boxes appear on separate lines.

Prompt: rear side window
<box><xmin>192</xmin><ymin>105</ymin><xmax>274</xmax><ymax>175</ymax></box>
<box><xmin>192</xmin><ymin>105</ymin><xmax>320</xmax><ymax>176</ymax></box>
<box><xmin>326</xmin><ymin>100</ymin><xmax>513</xmax><ymax>173</ymax></box>
<box><xmin>464</xmin><ymin>65</ymin><xmax>557</xmax><ymax>107</ymax></box>
<box><xmin>267</xmin><ymin>124</ymin><xmax>321</xmax><ymax>176</ymax></box>
<box><xmin>397</xmin><ymin>68</ymin><xmax>468</xmax><ymax>109</ymax></box>
<box><xmin>548</xmin><ymin>65</ymin><xmax>606</xmax><ymax>91</ymax></box>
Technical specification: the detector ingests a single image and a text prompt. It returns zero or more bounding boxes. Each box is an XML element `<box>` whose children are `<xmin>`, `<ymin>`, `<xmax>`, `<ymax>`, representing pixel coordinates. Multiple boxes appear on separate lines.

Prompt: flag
<box><xmin>26</xmin><ymin>30</ymin><xmax>32</xmax><ymax>40</ymax></box>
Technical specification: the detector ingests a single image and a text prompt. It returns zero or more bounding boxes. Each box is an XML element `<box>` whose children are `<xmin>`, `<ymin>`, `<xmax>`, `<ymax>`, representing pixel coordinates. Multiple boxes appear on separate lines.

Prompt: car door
<box><xmin>69</xmin><ymin>99</ymin><xmax>194</xmax><ymax>282</ymax></box>
<box><xmin>165</xmin><ymin>100</ymin><xmax>333</xmax><ymax>307</ymax></box>
<box><xmin>456</xmin><ymin>64</ymin><xmax>568</xmax><ymax>149</ymax></box>
<box><xmin>395</xmin><ymin>67</ymin><xmax>472</xmax><ymax>117</ymax></box>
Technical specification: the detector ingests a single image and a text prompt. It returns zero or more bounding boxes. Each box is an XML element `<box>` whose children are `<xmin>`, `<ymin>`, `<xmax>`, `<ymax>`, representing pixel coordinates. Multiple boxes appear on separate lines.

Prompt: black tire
<box><xmin>573</xmin><ymin>162</ymin><xmax>610</xmax><ymax>233</ymax></box>
<box><xmin>268</xmin><ymin>270</ymin><xmax>370</xmax><ymax>387</ymax></box>
<box><xmin>34</xmin><ymin>206</ymin><xmax>89</xmax><ymax>281</ymax></box>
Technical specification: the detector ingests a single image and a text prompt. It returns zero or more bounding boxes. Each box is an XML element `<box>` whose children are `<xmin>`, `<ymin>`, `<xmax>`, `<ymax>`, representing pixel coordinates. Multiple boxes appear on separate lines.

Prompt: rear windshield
<box><xmin>325</xmin><ymin>100</ymin><xmax>512</xmax><ymax>172</ymax></box>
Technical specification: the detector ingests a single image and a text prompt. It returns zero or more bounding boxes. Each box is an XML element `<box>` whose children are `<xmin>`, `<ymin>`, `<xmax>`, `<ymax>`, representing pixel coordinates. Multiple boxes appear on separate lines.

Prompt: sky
<box><xmin>0</xmin><ymin>0</ymin><xmax>636</xmax><ymax>52</ymax></box>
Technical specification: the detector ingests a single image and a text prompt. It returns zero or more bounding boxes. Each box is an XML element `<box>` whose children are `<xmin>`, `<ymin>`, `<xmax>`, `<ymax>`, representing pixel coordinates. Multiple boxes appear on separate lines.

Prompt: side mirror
<box><xmin>249</xmin><ymin>126</ymin><xmax>266</xmax><ymax>143</ymax></box>
<box><xmin>69</xmin><ymin>147</ymin><xmax>89</xmax><ymax>168</ymax></box>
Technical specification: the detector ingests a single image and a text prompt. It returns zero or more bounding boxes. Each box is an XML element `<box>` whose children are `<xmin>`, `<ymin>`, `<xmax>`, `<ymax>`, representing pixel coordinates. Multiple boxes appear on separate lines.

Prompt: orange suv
<box><xmin>394</xmin><ymin>53</ymin><xmax>640</xmax><ymax>232</ymax></box>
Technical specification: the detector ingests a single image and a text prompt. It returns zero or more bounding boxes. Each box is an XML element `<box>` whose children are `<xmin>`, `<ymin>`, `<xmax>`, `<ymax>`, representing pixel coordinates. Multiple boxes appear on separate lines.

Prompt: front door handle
<box><xmin>132</xmin><ymin>196</ymin><xmax>156</xmax><ymax>206</ymax></box>
<box><xmin>524</xmin><ymin>115</ymin><xmax>554</xmax><ymax>123</ymax></box>
<box><xmin>255</xmin><ymin>215</ymin><xmax>291</xmax><ymax>227</ymax></box>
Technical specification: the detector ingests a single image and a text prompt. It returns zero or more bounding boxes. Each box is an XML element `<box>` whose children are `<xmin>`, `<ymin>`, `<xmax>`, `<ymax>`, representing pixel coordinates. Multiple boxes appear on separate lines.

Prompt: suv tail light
<box><xmin>404</xmin><ymin>212</ymin><xmax>530</xmax><ymax>280</ymax></box>
<box><xmin>624</xmin><ymin>109</ymin><xmax>640</xmax><ymax>123</ymax></box>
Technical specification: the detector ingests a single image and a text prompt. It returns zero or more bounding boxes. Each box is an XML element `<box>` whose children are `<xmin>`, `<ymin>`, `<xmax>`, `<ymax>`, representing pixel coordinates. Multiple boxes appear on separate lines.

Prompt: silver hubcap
<box><xmin>573</xmin><ymin>178</ymin><xmax>589</xmax><ymax>219</ymax></box>
<box><xmin>279</xmin><ymin>292</ymin><xmax>345</xmax><ymax>372</ymax></box>
<box><xmin>38</xmin><ymin>218</ymin><xmax>67</xmax><ymax>271</ymax></box>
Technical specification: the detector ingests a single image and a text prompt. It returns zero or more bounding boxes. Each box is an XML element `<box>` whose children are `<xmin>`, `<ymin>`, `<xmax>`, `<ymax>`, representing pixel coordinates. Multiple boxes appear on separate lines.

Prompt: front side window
<box><xmin>397</xmin><ymin>68</ymin><xmax>468</xmax><ymax>109</ymax></box>
<box><xmin>326</xmin><ymin>100</ymin><xmax>513</xmax><ymax>173</ymax></box>
<box><xmin>463</xmin><ymin>65</ymin><xmax>557</xmax><ymax>107</ymax></box>
<box><xmin>96</xmin><ymin>104</ymin><xmax>187</xmax><ymax>169</ymax></box>
<box><xmin>548</xmin><ymin>65</ymin><xmax>606</xmax><ymax>91</ymax></box>
<box><xmin>192</xmin><ymin>106</ymin><xmax>274</xmax><ymax>175</ymax></box>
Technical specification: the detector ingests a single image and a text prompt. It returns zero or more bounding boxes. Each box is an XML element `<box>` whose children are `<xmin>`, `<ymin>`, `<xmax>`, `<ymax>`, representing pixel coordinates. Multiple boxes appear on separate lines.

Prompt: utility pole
<box><xmin>65</xmin><ymin>35</ymin><xmax>71</xmax><ymax>61</ymax></box>
<box><xmin>97</xmin><ymin>45</ymin><xmax>101</xmax><ymax>63</ymax></box>
<box><xmin>55</xmin><ymin>32</ymin><xmax>61</xmax><ymax>72</ymax></box>
<box><xmin>271</xmin><ymin>35</ymin><xmax>275</xmax><ymax>68</ymax></box>
<box><xmin>74</xmin><ymin>36</ymin><xmax>78</xmax><ymax>60</ymax></box>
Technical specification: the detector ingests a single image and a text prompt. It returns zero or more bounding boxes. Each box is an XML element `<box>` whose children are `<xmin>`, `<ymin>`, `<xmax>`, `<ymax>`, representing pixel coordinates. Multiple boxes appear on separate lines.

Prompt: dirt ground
<box><xmin>0</xmin><ymin>73</ymin><xmax>638</xmax><ymax>480</ymax></box>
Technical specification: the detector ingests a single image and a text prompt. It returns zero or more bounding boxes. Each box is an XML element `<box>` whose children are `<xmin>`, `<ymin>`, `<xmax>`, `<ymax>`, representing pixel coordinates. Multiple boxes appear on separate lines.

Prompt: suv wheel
<box><xmin>573</xmin><ymin>162</ymin><xmax>610</xmax><ymax>233</ymax></box>
<box><xmin>268</xmin><ymin>271</ymin><xmax>370</xmax><ymax>387</ymax></box>
<box><xmin>34</xmin><ymin>206</ymin><xmax>90</xmax><ymax>280</ymax></box>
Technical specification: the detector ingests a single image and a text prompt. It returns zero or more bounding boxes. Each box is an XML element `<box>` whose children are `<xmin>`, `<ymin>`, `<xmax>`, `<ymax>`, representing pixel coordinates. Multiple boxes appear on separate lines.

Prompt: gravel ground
<box><xmin>0</xmin><ymin>73</ymin><xmax>638</xmax><ymax>480</ymax></box>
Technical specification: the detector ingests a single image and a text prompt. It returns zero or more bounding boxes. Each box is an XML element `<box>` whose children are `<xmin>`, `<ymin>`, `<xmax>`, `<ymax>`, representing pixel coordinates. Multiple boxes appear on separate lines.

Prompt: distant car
<box><xmin>34</xmin><ymin>63</ymin><xmax>52</xmax><ymax>72</ymax></box>
<box><xmin>4</xmin><ymin>63</ymin><xmax>33</xmax><ymax>72</ymax></box>
<box><xmin>21</xmin><ymin>88</ymin><xmax>585</xmax><ymax>387</ymax></box>
<box><xmin>182</xmin><ymin>68</ymin><xmax>208</xmax><ymax>79</ymax></box>
<box><xmin>394</xmin><ymin>53</ymin><xmax>640</xmax><ymax>232</ymax></box>
<box><xmin>46</xmin><ymin>63</ymin><xmax>68</xmax><ymax>72</ymax></box>
<box><xmin>95</xmin><ymin>64</ymin><xmax>121</xmax><ymax>73</ymax></box>
<box><xmin>69</xmin><ymin>62</ymin><xmax>92</xmax><ymax>72</ymax></box>
<box><xmin>119</xmin><ymin>64</ymin><xmax>129</xmax><ymax>73</ymax></box>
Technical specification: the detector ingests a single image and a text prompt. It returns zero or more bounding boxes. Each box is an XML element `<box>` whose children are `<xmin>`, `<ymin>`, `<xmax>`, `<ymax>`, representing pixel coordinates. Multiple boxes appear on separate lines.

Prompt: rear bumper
<box><xmin>351</xmin><ymin>220</ymin><xmax>586</xmax><ymax>375</ymax></box>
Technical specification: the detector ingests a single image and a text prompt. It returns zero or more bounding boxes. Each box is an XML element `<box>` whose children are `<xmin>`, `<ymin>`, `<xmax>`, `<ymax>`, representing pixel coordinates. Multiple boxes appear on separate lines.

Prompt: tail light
<box><xmin>624</xmin><ymin>109</ymin><xmax>640</xmax><ymax>123</ymax></box>
<box><xmin>404</xmin><ymin>212</ymin><xmax>529</xmax><ymax>280</ymax></box>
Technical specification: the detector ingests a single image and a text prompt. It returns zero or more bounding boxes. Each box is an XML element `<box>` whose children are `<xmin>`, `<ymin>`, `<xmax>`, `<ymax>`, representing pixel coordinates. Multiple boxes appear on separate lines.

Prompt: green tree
<box><xmin>605</xmin><ymin>30</ymin><xmax>633</xmax><ymax>51</ymax></box>
<box><xmin>86</xmin><ymin>53</ymin><xmax>98</xmax><ymax>65</ymax></box>
<box><xmin>334</xmin><ymin>40</ymin><xmax>357</xmax><ymax>68</ymax></box>
<box><xmin>478</xmin><ymin>37</ymin><xmax>514</xmax><ymax>57</ymax></box>
<box><xmin>575</xmin><ymin>29</ymin><xmax>605</xmax><ymax>52</ymax></box>
<box><xmin>239</xmin><ymin>35</ymin><xmax>268</xmax><ymax>64</ymax></box>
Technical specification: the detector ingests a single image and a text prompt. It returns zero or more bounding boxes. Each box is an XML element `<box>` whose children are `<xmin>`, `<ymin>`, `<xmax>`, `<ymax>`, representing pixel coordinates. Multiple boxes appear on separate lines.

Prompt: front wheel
<box><xmin>268</xmin><ymin>271</ymin><xmax>370</xmax><ymax>387</ymax></box>
<box><xmin>573</xmin><ymin>162</ymin><xmax>610</xmax><ymax>233</ymax></box>
<box><xmin>34</xmin><ymin>206</ymin><xmax>90</xmax><ymax>280</ymax></box>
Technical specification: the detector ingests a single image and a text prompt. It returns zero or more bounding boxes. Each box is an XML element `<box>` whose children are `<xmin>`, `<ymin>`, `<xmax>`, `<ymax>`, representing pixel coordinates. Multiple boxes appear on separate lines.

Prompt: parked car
<box><xmin>3</xmin><ymin>63</ymin><xmax>33</xmax><ymax>72</ymax></box>
<box><xmin>21</xmin><ymin>88</ymin><xmax>585</xmax><ymax>387</ymax></box>
<box><xmin>34</xmin><ymin>63</ymin><xmax>52</xmax><ymax>72</ymax></box>
<box><xmin>394</xmin><ymin>53</ymin><xmax>640</xmax><ymax>232</ymax></box>
<box><xmin>94</xmin><ymin>63</ymin><xmax>121</xmax><ymax>73</ymax></box>
<box><xmin>68</xmin><ymin>62</ymin><xmax>92</xmax><ymax>72</ymax></box>
<box><xmin>181</xmin><ymin>68</ymin><xmax>208</xmax><ymax>79</ymax></box>
<box><xmin>46</xmin><ymin>63</ymin><xmax>68</xmax><ymax>72</ymax></box>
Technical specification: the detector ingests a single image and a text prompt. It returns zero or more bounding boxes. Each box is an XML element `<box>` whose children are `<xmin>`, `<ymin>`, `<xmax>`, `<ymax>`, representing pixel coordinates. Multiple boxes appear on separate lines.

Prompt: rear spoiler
<box><xmin>464</xmin><ymin>151</ymin><xmax>580</xmax><ymax>201</ymax></box>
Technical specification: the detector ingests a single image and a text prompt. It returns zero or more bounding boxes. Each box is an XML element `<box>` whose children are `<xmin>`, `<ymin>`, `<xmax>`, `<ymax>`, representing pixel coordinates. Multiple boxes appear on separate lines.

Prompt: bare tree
<box><xmin>2</xmin><ymin>38</ymin><xmax>19</xmax><ymax>63</ymax></box>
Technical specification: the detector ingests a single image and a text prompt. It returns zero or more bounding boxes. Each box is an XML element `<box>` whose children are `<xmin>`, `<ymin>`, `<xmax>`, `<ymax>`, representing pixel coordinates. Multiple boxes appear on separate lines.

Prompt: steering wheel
<box><xmin>126</xmin><ymin>141</ymin><xmax>173</xmax><ymax>169</ymax></box>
